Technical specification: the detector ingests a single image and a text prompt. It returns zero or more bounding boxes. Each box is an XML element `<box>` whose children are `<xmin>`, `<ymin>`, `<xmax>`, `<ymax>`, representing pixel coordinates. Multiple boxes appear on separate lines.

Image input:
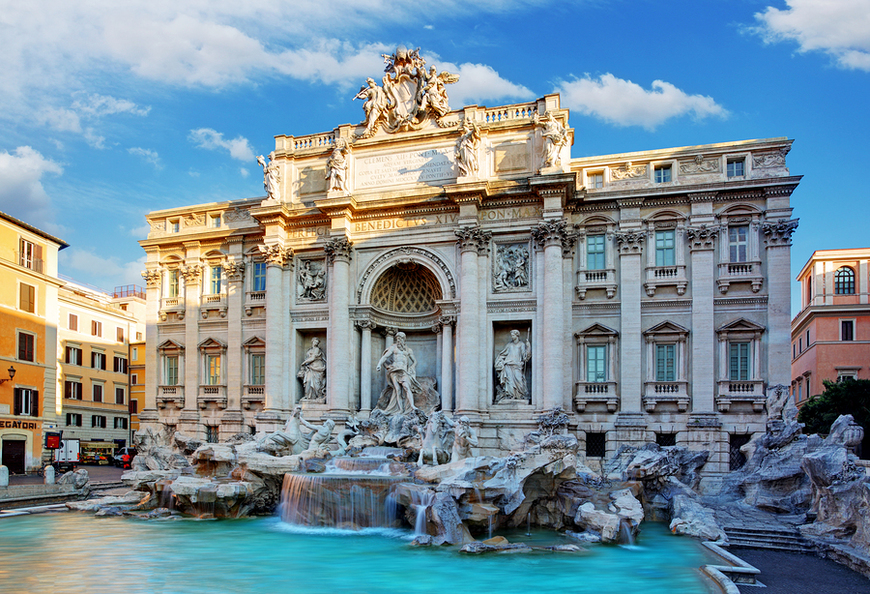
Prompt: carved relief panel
<box><xmin>493</xmin><ymin>241</ymin><xmax>531</xmax><ymax>293</ymax></box>
<box><xmin>297</xmin><ymin>258</ymin><xmax>327</xmax><ymax>302</ymax></box>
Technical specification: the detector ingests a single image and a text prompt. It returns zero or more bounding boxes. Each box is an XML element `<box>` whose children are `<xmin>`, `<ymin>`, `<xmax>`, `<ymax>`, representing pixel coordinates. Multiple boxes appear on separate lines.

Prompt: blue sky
<box><xmin>1</xmin><ymin>0</ymin><xmax>868</xmax><ymax>316</ymax></box>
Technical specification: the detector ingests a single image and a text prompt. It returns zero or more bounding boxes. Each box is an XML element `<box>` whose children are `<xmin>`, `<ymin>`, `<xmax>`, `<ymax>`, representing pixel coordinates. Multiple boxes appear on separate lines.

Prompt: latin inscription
<box><xmin>352</xmin><ymin>207</ymin><xmax>542</xmax><ymax>233</ymax></box>
<box><xmin>355</xmin><ymin>148</ymin><xmax>456</xmax><ymax>189</ymax></box>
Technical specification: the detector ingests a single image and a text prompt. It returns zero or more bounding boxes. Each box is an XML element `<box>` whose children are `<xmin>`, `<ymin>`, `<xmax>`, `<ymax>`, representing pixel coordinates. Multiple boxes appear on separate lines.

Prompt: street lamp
<box><xmin>0</xmin><ymin>366</ymin><xmax>16</xmax><ymax>384</ymax></box>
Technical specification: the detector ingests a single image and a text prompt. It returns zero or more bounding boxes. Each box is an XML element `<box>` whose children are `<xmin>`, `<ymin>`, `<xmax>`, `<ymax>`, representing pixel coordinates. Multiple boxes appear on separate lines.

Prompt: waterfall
<box><xmin>618</xmin><ymin>519</ymin><xmax>636</xmax><ymax>546</ymax></box>
<box><xmin>409</xmin><ymin>489</ymin><xmax>436</xmax><ymax>536</ymax></box>
<box><xmin>280</xmin><ymin>473</ymin><xmax>404</xmax><ymax>529</ymax></box>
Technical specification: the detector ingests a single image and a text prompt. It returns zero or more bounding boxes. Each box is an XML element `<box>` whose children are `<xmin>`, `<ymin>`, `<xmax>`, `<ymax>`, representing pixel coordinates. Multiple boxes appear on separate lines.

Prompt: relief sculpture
<box><xmin>493</xmin><ymin>243</ymin><xmax>530</xmax><ymax>292</ymax></box>
<box><xmin>297</xmin><ymin>259</ymin><xmax>326</xmax><ymax>301</ymax></box>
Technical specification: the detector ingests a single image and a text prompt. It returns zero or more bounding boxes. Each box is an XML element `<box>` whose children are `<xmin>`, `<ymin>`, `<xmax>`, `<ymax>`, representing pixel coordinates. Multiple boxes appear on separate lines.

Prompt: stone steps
<box><xmin>723</xmin><ymin>525</ymin><xmax>816</xmax><ymax>554</ymax></box>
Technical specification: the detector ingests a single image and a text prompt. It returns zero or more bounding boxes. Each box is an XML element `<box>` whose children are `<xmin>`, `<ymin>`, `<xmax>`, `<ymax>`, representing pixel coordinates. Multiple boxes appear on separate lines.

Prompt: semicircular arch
<box><xmin>357</xmin><ymin>247</ymin><xmax>456</xmax><ymax>305</ymax></box>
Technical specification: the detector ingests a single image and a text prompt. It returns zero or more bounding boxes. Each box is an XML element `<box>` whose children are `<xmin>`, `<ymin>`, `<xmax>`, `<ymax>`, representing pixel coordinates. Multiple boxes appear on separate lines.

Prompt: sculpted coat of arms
<box><xmin>354</xmin><ymin>46</ymin><xmax>459</xmax><ymax>139</ymax></box>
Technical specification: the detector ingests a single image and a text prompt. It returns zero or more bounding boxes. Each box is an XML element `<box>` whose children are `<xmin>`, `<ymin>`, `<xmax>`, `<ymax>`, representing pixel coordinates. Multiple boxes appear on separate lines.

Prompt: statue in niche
<box><xmin>297</xmin><ymin>260</ymin><xmax>326</xmax><ymax>301</ymax></box>
<box><xmin>535</xmin><ymin>112</ymin><xmax>569</xmax><ymax>171</ymax></box>
<box><xmin>455</xmin><ymin>120</ymin><xmax>481</xmax><ymax>177</ymax></box>
<box><xmin>495</xmin><ymin>329</ymin><xmax>532</xmax><ymax>403</ymax></box>
<box><xmin>257</xmin><ymin>152</ymin><xmax>281</xmax><ymax>201</ymax></box>
<box><xmin>326</xmin><ymin>140</ymin><xmax>350</xmax><ymax>192</ymax></box>
<box><xmin>451</xmin><ymin>416</ymin><xmax>478</xmax><ymax>462</ymax></box>
<box><xmin>375</xmin><ymin>332</ymin><xmax>440</xmax><ymax>415</ymax></box>
<box><xmin>297</xmin><ymin>338</ymin><xmax>327</xmax><ymax>402</ymax></box>
<box><xmin>493</xmin><ymin>244</ymin><xmax>530</xmax><ymax>291</ymax></box>
<box><xmin>258</xmin><ymin>405</ymin><xmax>317</xmax><ymax>455</ymax></box>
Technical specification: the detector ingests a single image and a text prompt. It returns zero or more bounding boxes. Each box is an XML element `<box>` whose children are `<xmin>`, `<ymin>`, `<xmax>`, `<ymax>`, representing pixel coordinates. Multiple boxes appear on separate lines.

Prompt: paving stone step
<box><xmin>723</xmin><ymin>526</ymin><xmax>816</xmax><ymax>553</ymax></box>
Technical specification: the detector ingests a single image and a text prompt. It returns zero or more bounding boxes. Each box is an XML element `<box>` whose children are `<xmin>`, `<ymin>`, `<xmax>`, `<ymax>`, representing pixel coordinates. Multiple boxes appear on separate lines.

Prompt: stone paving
<box><xmin>732</xmin><ymin>547</ymin><xmax>870</xmax><ymax>594</ymax></box>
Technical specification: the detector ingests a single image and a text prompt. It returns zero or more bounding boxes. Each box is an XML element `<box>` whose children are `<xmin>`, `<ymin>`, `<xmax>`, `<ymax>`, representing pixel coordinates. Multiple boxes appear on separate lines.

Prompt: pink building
<box><xmin>791</xmin><ymin>248</ymin><xmax>870</xmax><ymax>405</ymax></box>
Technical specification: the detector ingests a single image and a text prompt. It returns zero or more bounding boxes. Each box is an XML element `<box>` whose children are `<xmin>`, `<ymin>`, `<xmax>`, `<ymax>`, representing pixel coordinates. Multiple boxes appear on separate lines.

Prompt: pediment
<box><xmin>644</xmin><ymin>321</ymin><xmax>689</xmax><ymax>336</ymax></box>
<box><xmin>717</xmin><ymin>318</ymin><xmax>765</xmax><ymax>333</ymax></box>
<box><xmin>197</xmin><ymin>337</ymin><xmax>227</xmax><ymax>350</ymax></box>
<box><xmin>243</xmin><ymin>336</ymin><xmax>266</xmax><ymax>348</ymax></box>
<box><xmin>575</xmin><ymin>323</ymin><xmax>618</xmax><ymax>337</ymax></box>
<box><xmin>157</xmin><ymin>339</ymin><xmax>184</xmax><ymax>352</ymax></box>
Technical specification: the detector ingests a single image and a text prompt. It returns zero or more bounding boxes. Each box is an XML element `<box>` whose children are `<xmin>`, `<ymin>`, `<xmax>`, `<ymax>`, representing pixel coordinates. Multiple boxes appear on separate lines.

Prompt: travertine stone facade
<box><xmin>140</xmin><ymin>86</ymin><xmax>799</xmax><ymax>479</ymax></box>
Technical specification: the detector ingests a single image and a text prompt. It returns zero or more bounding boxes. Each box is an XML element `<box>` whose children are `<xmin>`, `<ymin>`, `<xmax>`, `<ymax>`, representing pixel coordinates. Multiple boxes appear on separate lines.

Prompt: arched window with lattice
<box><xmin>370</xmin><ymin>263</ymin><xmax>442</xmax><ymax>313</ymax></box>
<box><xmin>835</xmin><ymin>266</ymin><xmax>855</xmax><ymax>295</ymax></box>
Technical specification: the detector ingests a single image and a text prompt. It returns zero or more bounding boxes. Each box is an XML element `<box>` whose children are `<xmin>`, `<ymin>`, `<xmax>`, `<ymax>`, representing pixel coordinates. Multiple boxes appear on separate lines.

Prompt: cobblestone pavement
<box><xmin>732</xmin><ymin>548</ymin><xmax>870</xmax><ymax>594</ymax></box>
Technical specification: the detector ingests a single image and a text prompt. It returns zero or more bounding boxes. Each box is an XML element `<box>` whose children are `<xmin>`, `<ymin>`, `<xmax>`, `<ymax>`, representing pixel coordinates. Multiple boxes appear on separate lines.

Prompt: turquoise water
<box><xmin>0</xmin><ymin>514</ymin><xmax>714</xmax><ymax>594</ymax></box>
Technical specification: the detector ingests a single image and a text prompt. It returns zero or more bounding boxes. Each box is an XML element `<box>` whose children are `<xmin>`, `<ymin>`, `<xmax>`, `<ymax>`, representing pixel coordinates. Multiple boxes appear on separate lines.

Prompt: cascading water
<box><xmin>280</xmin><ymin>473</ymin><xmax>404</xmax><ymax>529</ymax></box>
<box><xmin>408</xmin><ymin>489</ymin><xmax>436</xmax><ymax>535</ymax></box>
<box><xmin>618</xmin><ymin>519</ymin><xmax>636</xmax><ymax>547</ymax></box>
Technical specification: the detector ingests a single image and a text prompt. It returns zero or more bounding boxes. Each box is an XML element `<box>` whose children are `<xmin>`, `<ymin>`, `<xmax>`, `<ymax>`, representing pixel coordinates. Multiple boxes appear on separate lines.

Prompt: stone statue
<box><xmin>417</xmin><ymin>411</ymin><xmax>454</xmax><ymax>466</ymax></box>
<box><xmin>495</xmin><ymin>330</ymin><xmax>531</xmax><ymax>402</ymax></box>
<box><xmin>259</xmin><ymin>405</ymin><xmax>317</xmax><ymax>456</ymax></box>
<box><xmin>455</xmin><ymin>120</ymin><xmax>480</xmax><ymax>177</ymax></box>
<box><xmin>451</xmin><ymin>416</ymin><xmax>478</xmax><ymax>462</ymax></box>
<box><xmin>306</xmin><ymin>418</ymin><xmax>336</xmax><ymax>452</ymax></box>
<box><xmin>257</xmin><ymin>152</ymin><xmax>281</xmax><ymax>201</ymax></box>
<box><xmin>354</xmin><ymin>77</ymin><xmax>388</xmax><ymax>138</ymax></box>
<box><xmin>376</xmin><ymin>332</ymin><xmax>418</xmax><ymax>414</ymax></box>
<box><xmin>297</xmin><ymin>260</ymin><xmax>326</xmax><ymax>301</ymax></box>
<box><xmin>535</xmin><ymin>112</ymin><xmax>568</xmax><ymax>171</ymax></box>
<box><xmin>297</xmin><ymin>338</ymin><xmax>326</xmax><ymax>401</ymax></box>
<box><xmin>493</xmin><ymin>244</ymin><xmax>529</xmax><ymax>291</ymax></box>
<box><xmin>326</xmin><ymin>140</ymin><xmax>349</xmax><ymax>192</ymax></box>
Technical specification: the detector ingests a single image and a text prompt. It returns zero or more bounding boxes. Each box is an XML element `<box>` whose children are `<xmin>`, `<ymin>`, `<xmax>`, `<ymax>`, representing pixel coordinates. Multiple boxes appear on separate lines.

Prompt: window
<box><xmin>115</xmin><ymin>387</ymin><xmax>125</xmax><ymax>405</ymax></box>
<box><xmin>92</xmin><ymin>415</ymin><xmax>107</xmax><ymax>428</ymax></box>
<box><xmin>114</xmin><ymin>417</ymin><xmax>128</xmax><ymax>430</ymax></box>
<box><xmin>585</xmin><ymin>432</ymin><xmax>606</xmax><ymax>457</ymax></box>
<box><xmin>586</xmin><ymin>235</ymin><xmax>605</xmax><ymax>270</ymax></box>
<box><xmin>19</xmin><ymin>283</ymin><xmax>35</xmax><ymax>313</ymax></box>
<box><xmin>19</xmin><ymin>238</ymin><xmax>42</xmax><ymax>272</ymax></box>
<box><xmin>586</xmin><ymin>345</ymin><xmax>606</xmax><ymax>383</ymax></box>
<box><xmin>727</xmin><ymin>159</ymin><xmax>745</xmax><ymax>178</ymax></box>
<box><xmin>64</xmin><ymin>380</ymin><xmax>82</xmax><ymax>400</ymax></box>
<box><xmin>793</xmin><ymin>343</ymin><xmax>796</xmax><ymax>359</ymax></box>
<box><xmin>131</xmin><ymin>373</ymin><xmax>139</xmax><ymax>385</ymax></box>
<box><xmin>729</xmin><ymin>434</ymin><xmax>751</xmax><ymax>470</ymax></box>
<box><xmin>806</xmin><ymin>330</ymin><xmax>810</xmax><ymax>347</ymax></box>
<box><xmin>167</xmin><ymin>270</ymin><xmax>179</xmax><ymax>298</ymax></box>
<box><xmin>253</xmin><ymin>262</ymin><xmax>267</xmax><ymax>292</ymax></box>
<box><xmin>655</xmin><ymin>344</ymin><xmax>676</xmax><ymax>382</ymax></box>
<box><xmin>169</xmin><ymin>219</ymin><xmax>180</xmax><ymax>233</ymax></box>
<box><xmin>656</xmin><ymin>433</ymin><xmax>677</xmax><ymax>447</ymax></box>
<box><xmin>130</xmin><ymin>400</ymin><xmax>138</xmax><ymax>414</ymax></box>
<box><xmin>838</xmin><ymin>371</ymin><xmax>858</xmax><ymax>382</ymax></box>
<box><xmin>835</xmin><ymin>267</ymin><xmax>856</xmax><ymax>295</ymax></box>
<box><xmin>116</xmin><ymin>327</ymin><xmax>125</xmax><ymax>342</ymax></box>
<box><xmin>654</xmin><ymin>165</ymin><xmax>672</xmax><ymax>183</ymax></box>
<box><xmin>206</xmin><ymin>426</ymin><xmax>219</xmax><ymax>443</ymax></box>
<box><xmin>132</xmin><ymin>347</ymin><xmax>139</xmax><ymax>361</ymax></box>
<box><xmin>210</xmin><ymin>214</ymin><xmax>222</xmax><ymax>228</ymax></box>
<box><xmin>210</xmin><ymin>266</ymin><xmax>222</xmax><ymax>294</ymax></box>
<box><xmin>655</xmin><ymin>230</ymin><xmax>675</xmax><ymax>267</ymax></box>
<box><xmin>69</xmin><ymin>314</ymin><xmax>78</xmax><ymax>331</ymax></box>
<box><xmin>588</xmin><ymin>172</ymin><xmax>604</xmax><ymax>189</ymax></box>
<box><xmin>207</xmin><ymin>355</ymin><xmax>221</xmax><ymax>385</ymax></box>
<box><xmin>136</xmin><ymin>332</ymin><xmax>142</xmax><ymax>341</ymax></box>
<box><xmin>13</xmin><ymin>388</ymin><xmax>38</xmax><ymax>417</ymax></box>
<box><xmin>728</xmin><ymin>226</ymin><xmax>748</xmax><ymax>262</ymax></box>
<box><xmin>93</xmin><ymin>383</ymin><xmax>104</xmax><ymax>402</ymax></box>
<box><xmin>113</xmin><ymin>356</ymin><xmax>128</xmax><ymax>374</ymax></box>
<box><xmin>250</xmin><ymin>353</ymin><xmax>265</xmax><ymax>385</ymax></box>
<box><xmin>17</xmin><ymin>332</ymin><xmax>34</xmax><ymax>362</ymax></box>
<box><xmin>165</xmin><ymin>356</ymin><xmax>179</xmax><ymax>385</ymax></box>
<box><xmin>842</xmin><ymin>320</ymin><xmax>855</xmax><ymax>341</ymax></box>
<box><xmin>91</xmin><ymin>320</ymin><xmax>102</xmax><ymax>337</ymax></box>
<box><xmin>799</xmin><ymin>338</ymin><xmax>802</xmax><ymax>353</ymax></box>
<box><xmin>65</xmin><ymin>346</ymin><xmax>82</xmax><ymax>365</ymax></box>
<box><xmin>66</xmin><ymin>413</ymin><xmax>82</xmax><ymax>427</ymax></box>
<box><xmin>91</xmin><ymin>351</ymin><xmax>106</xmax><ymax>370</ymax></box>
<box><xmin>729</xmin><ymin>342</ymin><xmax>751</xmax><ymax>381</ymax></box>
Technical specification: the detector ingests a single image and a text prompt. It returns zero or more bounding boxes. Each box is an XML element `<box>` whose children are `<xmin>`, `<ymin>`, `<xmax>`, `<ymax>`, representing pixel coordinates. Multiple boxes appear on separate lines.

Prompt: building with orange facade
<box><xmin>0</xmin><ymin>211</ymin><xmax>67</xmax><ymax>474</ymax></box>
<box><xmin>792</xmin><ymin>248</ymin><xmax>870</xmax><ymax>405</ymax></box>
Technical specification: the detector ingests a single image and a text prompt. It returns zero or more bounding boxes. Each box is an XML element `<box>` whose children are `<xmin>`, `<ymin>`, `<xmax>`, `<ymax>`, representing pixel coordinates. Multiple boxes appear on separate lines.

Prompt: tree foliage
<box><xmin>798</xmin><ymin>379</ymin><xmax>870</xmax><ymax>436</ymax></box>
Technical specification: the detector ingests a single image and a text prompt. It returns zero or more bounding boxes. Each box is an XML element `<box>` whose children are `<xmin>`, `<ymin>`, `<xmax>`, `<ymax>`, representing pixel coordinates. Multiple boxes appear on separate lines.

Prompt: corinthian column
<box><xmin>763</xmin><ymin>218</ymin><xmax>799</xmax><ymax>388</ymax></box>
<box><xmin>258</xmin><ymin>243</ymin><xmax>291</xmax><ymax>431</ymax></box>
<box><xmin>532</xmin><ymin>220</ymin><xmax>569</xmax><ymax>410</ymax></box>
<box><xmin>356</xmin><ymin>320</ymin><xmax>374</xmax><ymax>413</ymax></box>
<box><xmin>139</xmin><ymin>267</ymin><xmax>162</xmax><ymax>428</ymax></box>
<box><xmin>325</xmin><ymin>236</ymin><xmax>353</xmax><ymax>416</ymax></box>
<box><xmin>180</xmin><ymin>262</ymin><xmax>202</xmax><ymax>430</ymax></box>
<box><xmin>454</xmin><ymin>226</ymin><xmax>489</xmax><ymax>415</ymax></box>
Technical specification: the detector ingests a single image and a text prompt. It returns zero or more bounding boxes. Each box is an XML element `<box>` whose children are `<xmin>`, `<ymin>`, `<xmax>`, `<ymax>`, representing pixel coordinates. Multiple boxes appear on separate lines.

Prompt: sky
<box><xmin>1</xmin><ymin>0</ymin><xmax>868</xmax><ymax>317</ymax></box>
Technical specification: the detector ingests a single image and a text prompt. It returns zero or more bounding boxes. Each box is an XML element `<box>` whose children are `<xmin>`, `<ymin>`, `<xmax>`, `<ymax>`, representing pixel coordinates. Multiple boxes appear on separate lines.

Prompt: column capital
<box><xmin>762</xmin><ymin>219</ymin><xmax>799</xmax><ymax>247</ymax></box>
<box><xmin>141</xmin><ymin>268</ymin><xmax>161</xmax><ymax>288</ymax></box>
<box><xmin>686</xmin><ymin>224</ymin><xmax>720</xmax><ymax>251</ymax></box>
<box><xmin>614</xmin><ymin>231</ymin><xmax>645</xmax><ymax>255</ymax></box>
<box><xmin>355</xmin><ymin>319</ymin><xmax>376</xmax><ymax>331</ymax></box>
<box><xmin>531</xmin><ymin>219</ymin><xmax>571</xmax><ymax>250</ymax></box>
<box><xmin>259</xmin><ymin>243</ymin><xmax>294</xmax><ymax>267</ymax></box>
<box><xmin>455</xmin><ymin>225</ymin><xmax>491</xmax><ymax>253</ymax></box>
<box><xmin>180</xmin><ymin>263</ymin><xmax>202</xmax><ymax>282</ymax></box>
<box><xmin>224</xmin><ymin>259</ymin><xmax>246</xmax><ymax>281</ymax></box>
<box><xmin>325</xmin><ymin>236</ymin><xmax>353</xmax><ymax>264</ymax></box>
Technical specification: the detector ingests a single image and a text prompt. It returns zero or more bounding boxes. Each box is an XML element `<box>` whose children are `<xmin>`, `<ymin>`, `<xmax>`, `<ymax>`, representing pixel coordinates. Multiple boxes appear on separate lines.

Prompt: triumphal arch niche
<box><xmin>140</xmin><ymin>45</ymin><xmax>800</xmax><ymax>478</ymax></box>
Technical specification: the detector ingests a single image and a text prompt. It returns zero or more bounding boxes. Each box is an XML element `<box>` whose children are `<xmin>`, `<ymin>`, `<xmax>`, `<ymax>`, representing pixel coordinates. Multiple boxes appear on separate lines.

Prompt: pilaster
<box><xmin>687</xmin><ymin>224</ymin><xmax>719</xmax><ymax>412</ymax></box>
<box><xmin>257</xmin><ymin>243</ymin><xmax>292</xmax><ymax>431</ymax></box>
<box><xmin>325</xmin><ymin>236</ymin><xmax>353</xmax><ymax>417</ymax></box>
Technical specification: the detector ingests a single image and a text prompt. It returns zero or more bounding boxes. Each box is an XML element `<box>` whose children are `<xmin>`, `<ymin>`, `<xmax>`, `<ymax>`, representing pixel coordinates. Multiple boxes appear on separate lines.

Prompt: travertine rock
<box><xmin>669</xmin><ymin>493</ymin><xmax>726</xmax><ymax>542</ymax></box>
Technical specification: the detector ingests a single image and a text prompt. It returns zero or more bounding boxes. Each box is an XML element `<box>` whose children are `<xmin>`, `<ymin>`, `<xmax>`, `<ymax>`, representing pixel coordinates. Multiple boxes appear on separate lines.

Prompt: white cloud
<box><xmin>83</xmin><ymin>128</ymin><xmax>107</xmax><ymax>149</ymax></box>
<box><xmin>129</xmin><ymin>223</ymin><xmax>151</xmax><ymax>238</ymax></box>
<box><xmin>71</xmin><ymin>92</ymin><xmax>151</xmax><ymax>117</ymax></box>
<box><xmin>240</xmin><ymin>167</ymin><xmax>249</xmax><ymax>178</ymax></box>
<box><xmin>0</xmin><ymin>146</ymin><xmax>63</xmax><ymax>229</ymax></box>
<box><xmin>437</xmin><ymin>62</ymin><xmax>535</xmax><ymax>107</ymax></box>
<box><xmin>128</xmin><ymin>147</ymin><xmax>162</xmax><ymax>169</ymax></box>
<box><xmin>60</xmin><ymin>249</ymin><xmax>147</xmax><ymax>290</ymax></box>
<box><xmin>555</xmin><ymin>74</ymin><xmax>727</xmax><ymax>131</ymax></box>
<box><xmin>751</xmin><ymin>0</ymin><xmax>870</xmax><ymax>71</ymax></box>
<box><xmin>189</xmin><ymin>128</ymin><xmax>255</xmax><ymax>162</ymax></box>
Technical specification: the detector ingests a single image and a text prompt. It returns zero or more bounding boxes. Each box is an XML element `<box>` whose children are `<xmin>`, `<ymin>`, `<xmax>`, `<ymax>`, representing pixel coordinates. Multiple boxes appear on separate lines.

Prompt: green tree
<box><xmin>798</xmin><ymin>379</ymin><xmax>870</xmax><ymax>437</ymax></box>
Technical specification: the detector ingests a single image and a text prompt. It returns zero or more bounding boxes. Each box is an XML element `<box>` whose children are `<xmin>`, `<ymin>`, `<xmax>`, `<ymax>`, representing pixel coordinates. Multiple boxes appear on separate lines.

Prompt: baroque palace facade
<box><xmin>139</xmin><ymin>49</ymin><xmax>800</xmax><ymax>478</ymax></box>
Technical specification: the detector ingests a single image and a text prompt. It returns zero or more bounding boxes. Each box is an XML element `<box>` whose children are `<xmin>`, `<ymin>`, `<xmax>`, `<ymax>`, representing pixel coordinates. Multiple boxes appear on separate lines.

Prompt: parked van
<box><xmin>52</xmin><ymin>438</ymin><xmax>80</xmax><ymax>473</ymax></box>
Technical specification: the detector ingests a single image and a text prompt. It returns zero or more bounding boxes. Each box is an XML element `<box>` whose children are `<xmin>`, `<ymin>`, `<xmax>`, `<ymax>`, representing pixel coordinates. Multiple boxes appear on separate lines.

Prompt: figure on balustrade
<box><xmin>535</xmin><ymin>112</ymin><xmax>568</xmax><ymax>171</ymax></box>
<box><xmin>257</xmin><ymin>152</ymin><xmax>281</xmax><ymax>201</ymax></box>
<box><xmin>326</xmin><ymin>139</ymin><xmax>350</xmax><ymax>193</ymax></box>
<box><xmin>455</xmin><ymin>119</ymin><xmax>480</xmax><ymax>177</ymax></box>
<box><xmin>298</xmin><ymin>338</ymin><xmax>327</xmax><ymax>402</ymax></box>
<box><xmin>375</xmin><ymin>332</ymin><xmax>439</xmax><ymax>415</ymax></box>
<box><xmin>495</xmin><ymin>330</ymin><xmax>532</xmax><ymax>403</ymax></box>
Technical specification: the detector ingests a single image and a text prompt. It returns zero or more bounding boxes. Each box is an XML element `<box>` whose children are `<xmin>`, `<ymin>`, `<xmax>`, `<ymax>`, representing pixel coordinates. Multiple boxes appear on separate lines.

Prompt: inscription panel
<box><xmin>355</xmin><ymin>148</ymin><xmax>456</xmax><ymax>189</ymax></box>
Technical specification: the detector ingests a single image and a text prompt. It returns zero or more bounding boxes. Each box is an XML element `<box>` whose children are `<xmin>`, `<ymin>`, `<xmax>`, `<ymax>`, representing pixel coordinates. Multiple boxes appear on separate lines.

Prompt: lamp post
<box><xmin>0</xmin><ymin>366</ymin><xmax>16</xmax><ymax>385</ymax></box>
